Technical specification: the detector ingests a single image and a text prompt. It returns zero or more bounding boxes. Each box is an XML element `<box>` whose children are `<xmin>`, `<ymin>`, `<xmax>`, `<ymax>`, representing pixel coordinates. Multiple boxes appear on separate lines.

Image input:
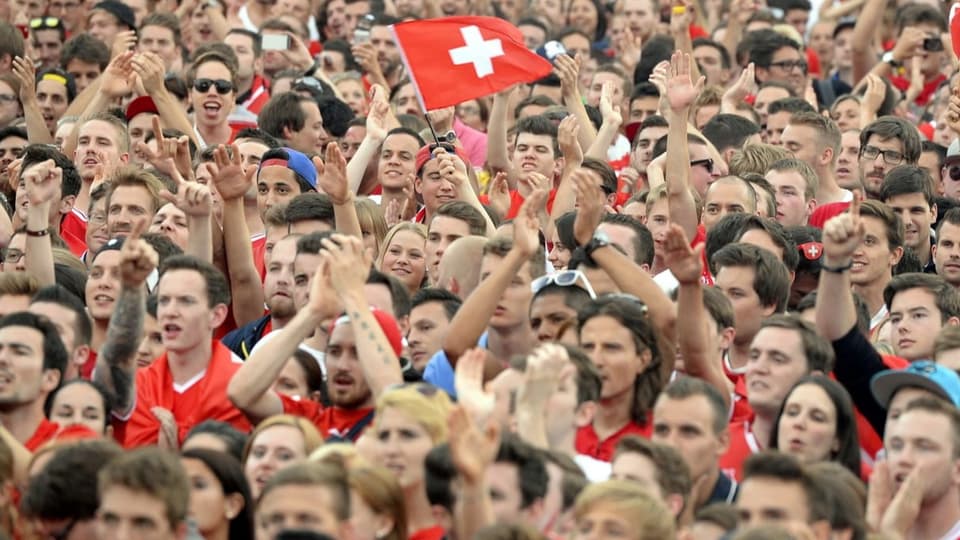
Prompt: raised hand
<box><xmin>11</xmin><ymin>56</ymin><xmax>37</xmax><ymax>104</ymax></box>
<box><xmin>558</xmin><ymin>114</ymin><xmax>583</xmax><ymax>165</ymax></box>
<box><xmin>426</xmin><ymin>107</ymin><xmax>455</xmax><ymax>133</ymax></box>
<box><xmin>111</xmin><ymin>30</ymin><xmax>137</xmax><ymax>59</ymax></box>
<box><xmin>160</xmin><ymin>180</ymin><xmax>213</xmax><ymax>217</ymax></box>
<box><xmin>207</xmin><ymin>144</ymin><xmax>254</xmax><ymax>201</ymax></box>
<box><xmin>670</xmin><ymin>0</ymin><xmax>693</xmax><ymax>34</ymax></box>
<box><xmin>131</xmin><ymin>52</ymin><xmax>168</xmax><ymax>96</ymax></box>
<box><xmin>663</xmin><ymin>224</ymin><xmax>703</xmax><ymax>285</ymax></box>
<box><xmin>22</xmin><ymin>159</ymin><xmax>62</xmax><ymax>208</ymax></box>
<box><xmin>860</xmin><ymin>74</ymin><xmax>886</xmax><ymax>115</ymax></box>
<box><xmin>314</xmin><ymin>142</ymin><xmax>351</xmax><ymax>205</ymax></box>
<box><xmin>434</xmin><ymin>147</ymin><xmax>469</xmax><ymax>190</ymax></box>
<box><xmin>822</xmin><ymin>194</ymin><xmax>865</xmax><ymax>266</ymax></box>
<box><xmin>514</xmin><ymin>189</ymin><xmax>546</xmax><ymax>256</ymax></box>
<box><xmin>572</xmin><ymin>169</ymin><xmax>606</xmax><ymax>246</ymax></box>
<box><xmin>320</xmin><ymin>234</ymin><xmax>372</xmax><ymax>297</ymax></box>
<box><xmin>136</xmin><ymin>116</ymin><xmax>181</xmax><ymax>179</ymax></box>
<box><xmin>599</xmin><ymin>80</ymin><xmax>623</xmax><ymax>127</ymax></box>
<box><xmin>281</xmin><ymin>32</ymin><xmax>314</xmax><ymax>71</ymax></box>
<box><xmin>948</xmin><ymin>83</ymin><xmax>960</xmax><ymax>135</ymax></box>
<box><xmin>366</xmin><ymin>85</ymin><xmax>390</xmax><ymax>141</ymax></box>
<box><xmin>666</xmin><ymin>50</ymin><xmax>704</xmax><ymax>113</ymax></box>
<box><xmin>100</xmin><ymin>51</ymin><xmax>137</xmax><ymax>99</ymax></box>
<box><xmin>119</xmin><ymin>219</ymin><xmax>159</xmax><ymax>289</ymax></box>
<box><xmin>352</xmin><ymin>42</ymin><xmax>384</xmax><ymax>79</ymax></box>
<box><xmin>306</xmin><ymin>253</ymin><xmax>341</xmax><ymax>321</ymax></box>
<box><xmin>890</xmin><ymin>26</ymin><xmax>926</xmax><ymax>64</ymax></box>
<box><xmin>517</xmin><ymin>344</ymin><xmax>574</xmax><ymax>407</ymax></box>
<box><xmin>722</xmin><ymin>63</ymin><xmax>756</xmax><ymax>109</ymax></box>
<box><xmin>487</xmin><ymin>171</ymin><xmax>511</xmax><ymax>219</ymax></box>
<box><xmin>554</xmin><ymin>53</ymin><xmax>582</xmax><ymax>100</ymax></box>
<box><xmin>447</xmin><ymin>404</ymin><xmax>500</xmax><ymax>486</ymax></box>
<box><xmin>454</xmin><ymin>347</ymin><xmax>496</xmax><ymax>423</ymax></box>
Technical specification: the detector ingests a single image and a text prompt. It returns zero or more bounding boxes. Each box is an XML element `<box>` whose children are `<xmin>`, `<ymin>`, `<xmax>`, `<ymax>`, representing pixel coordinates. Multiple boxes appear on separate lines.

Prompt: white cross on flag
<box><xmin>390</xmin><ymin>16</ymin><xmax>553</xmax><ymax>110</ymax></box>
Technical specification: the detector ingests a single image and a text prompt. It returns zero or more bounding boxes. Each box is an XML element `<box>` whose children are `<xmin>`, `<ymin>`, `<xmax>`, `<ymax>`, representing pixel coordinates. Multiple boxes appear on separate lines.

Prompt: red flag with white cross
<box><xmin>952</xmin><ymin>3</ymin><xmax>960</xmax><ymax>59</ymax></box>
<box><xmin>390</xmin><ymin>16</ymin><xmax>554</xmax><ymax>111</ymax></box>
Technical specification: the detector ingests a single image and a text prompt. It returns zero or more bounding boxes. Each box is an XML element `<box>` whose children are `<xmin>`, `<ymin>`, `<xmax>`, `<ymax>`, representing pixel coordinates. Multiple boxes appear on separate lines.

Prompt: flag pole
<box><xmin>422</xmin><ymin>112</ymin><xmax>442</xmax><ymax>146</ymax></box>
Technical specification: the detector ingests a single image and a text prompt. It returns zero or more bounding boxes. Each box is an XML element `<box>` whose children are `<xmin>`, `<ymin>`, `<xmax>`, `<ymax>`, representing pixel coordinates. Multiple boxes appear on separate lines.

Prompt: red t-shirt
<box><xmin>60</xmin><ymin>209</ymin><xmax>88</xmax><ymax>257</ymax></box>
<box><xmin>25</xmin><ymin>418</ymin><xmax>60</xmax><ymax>451</ymax></box>
<box><xmin>718</xmin><ymin>420</ymin><xmax>761</xmax><ymax>481</ymax></box>
<box><xmin>410</xmin><ymin>526</ymin><xmax>445</xmax><ymax>540</ymax></box>
<box><xmin>478</xmin><ymin>189</ymin><xmax>558</xmax><ymax>220</ymax></box>
<box><xmin>117</xmin><ymin>341</ymin><xmax>251</xmax><ymax>447</ymax></box>
<box><xmin>890</xmin><ymin>73</ymin><xmax>945</xmax><ymax>107</ymax></box>
<box><xmin>82</xmin><ymin>349</ymin><xmax>97</xmax><ymax>380</ymax></box>
<box><xmin>575</xmin><ymin>416</ymin><xmax>653</xmax><ymax>462</ymax></box>
<box><xmin>280</xmin><ymin>393</ymin><xmax>374</xmax><ymax>440</ymax></box>
<box><xmin>252</xmin><ymin>234</ymin><xmax>267</xmax><ymax>282</ymax></box>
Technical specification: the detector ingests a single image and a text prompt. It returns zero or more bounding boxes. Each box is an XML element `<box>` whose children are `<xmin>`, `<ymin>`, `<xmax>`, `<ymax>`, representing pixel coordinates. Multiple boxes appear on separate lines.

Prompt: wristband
<box><xmin>25</xmin><ymin>228</ymin><xmax>49</xmax><ymax>237</ymax></box>
<box><xmin>821</xmin><ymin>260</ymin><xmax>853</xmax><ymax>273</ymax></box>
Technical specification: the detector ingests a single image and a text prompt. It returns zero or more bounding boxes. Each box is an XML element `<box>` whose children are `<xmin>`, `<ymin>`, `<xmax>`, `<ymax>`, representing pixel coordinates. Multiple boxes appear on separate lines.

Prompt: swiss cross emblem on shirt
<box><xmin>799</xmin><ymin>241</ymin><xmax>823</xmax><ymax>261</ymax></box>
<box><xmin>807</xmin><ymin>244</ymin><xmax>821</xmax><ymax>258</ymax></box>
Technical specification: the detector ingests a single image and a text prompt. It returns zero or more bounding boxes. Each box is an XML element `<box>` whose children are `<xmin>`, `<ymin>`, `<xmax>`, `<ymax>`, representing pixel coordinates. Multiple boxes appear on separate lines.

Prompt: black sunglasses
<box><xmin>193</xmin><ymin>78</ymin><xmax>233</xmax><ymax>94</ymax></box>
<box><xmin>30</xmin><ymin>16</ymin><xmax>62</xmax><ymax>29</ymax></box>
<box><xmin>946</xmin><ymin>163</ymin><xmax>960</xmax><ymax>181</ymax></box>
<box><xmin>690</xmin><ymin>158</ymin><xmax>714</xmax><ymax>172</ymax></box>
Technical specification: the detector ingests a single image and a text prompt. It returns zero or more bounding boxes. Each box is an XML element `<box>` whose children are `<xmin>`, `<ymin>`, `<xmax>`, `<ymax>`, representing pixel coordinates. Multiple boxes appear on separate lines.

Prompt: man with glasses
<box><xmin>747</xmin><ymin>29</ymin><xmax>808</xmax><ymax>98</ymax></box>
<box><xmin>858</xmin><ymin>117</ymin><xmax>921</xmax><ymax>199</ymax></box>
<box><xmin>941</xmin><ymin>139</ymin><xmax>960</xmax><ymax>201</ymax></box>
<box><xmin>29</xmin><ymin>16</ymin><xmax>65</xmax><ymax>69</ymax></box>
<box><xmin>47</xmin><ymin>0</ymin><xmax>83</xmax><ymax>32</ymax></box>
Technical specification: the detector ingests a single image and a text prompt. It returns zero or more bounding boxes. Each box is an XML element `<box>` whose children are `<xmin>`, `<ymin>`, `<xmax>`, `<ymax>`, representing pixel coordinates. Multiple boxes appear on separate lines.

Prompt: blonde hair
<box><xmin>355</xmin><ymin>197</ymin><xmax>389</xmax><ymax>258</ymax></box>
<box><xmin>375</xmin><ymin>385</ymin><xmax>453</xmax><ymax>445</ymax></box>
<box><xmin>242</xmin><ymin>414</ymin><xmax>324</xmax><ymax>464</ymax></box>
<box><xmin>573</xmin><ymin>480</ymin><xmax>675</xmax><ymax>540</ymax></box>
<box><xmin>348</xmin><ymin>466</ymin><xmax>409</xmax><ymax>540</ymax></box>
<box><xmin>310</xmin><ymin>442</ymin><xmax>361</xmax><ymax>465</ymax></box>
<box><xmin>375</xmin><ymin>222</ymin><xmax>427</xmax><ymax>272</ymax></box>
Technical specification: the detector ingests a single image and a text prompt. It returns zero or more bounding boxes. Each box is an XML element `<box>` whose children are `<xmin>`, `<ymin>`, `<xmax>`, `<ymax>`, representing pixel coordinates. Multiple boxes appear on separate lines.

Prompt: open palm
<box><xmin>665</xmin><ymin>51</ymin><xmax>702</xmax><ymax>111</ymax></box>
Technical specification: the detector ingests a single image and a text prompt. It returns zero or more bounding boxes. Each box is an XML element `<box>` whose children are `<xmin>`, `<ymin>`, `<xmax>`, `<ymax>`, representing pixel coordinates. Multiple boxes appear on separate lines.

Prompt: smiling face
<box><xmin>848</xmin><ymin>216</ymin><xmax>900</xmax><ymax>288</ymax></box>
<box><xmin>416</xmin><ymin>158</ymin><xmax>459</xmax><ymax>216</ymax></box>
<box><xmin>378</xmin><ymin>133</ymin><xmax>419</xmax><ymax>190</ymax></box>
<box><xmin>776</xmin><ymin>383</ymin><xmax>838</xmax><ymax>465</ymax></box>
<box><xmin>884</xmin><ymin>192</ymin><xmax>935</xmax><ymax>253</ymax></box>
<box><xmin>379</xmin><ymin>229</ymin><xmax>426</xmax><ymax>293</ymax></box>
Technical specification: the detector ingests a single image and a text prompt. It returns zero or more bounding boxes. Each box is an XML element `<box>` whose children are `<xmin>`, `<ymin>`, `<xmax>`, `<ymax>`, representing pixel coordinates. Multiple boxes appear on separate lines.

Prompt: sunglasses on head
<box><xmin>531</xmin><ymin>269</ymin><xmax>597</xmax><ymax>299</ymax></box>
<box><xmin>30</xmin><ymin>16</ymin><xmax>62</xmax><ymax>29</ymax></box>
<box><xmin>193</xmin><ymin>78</ymin><xmax>233</xmax><ymax>94</ymax></box>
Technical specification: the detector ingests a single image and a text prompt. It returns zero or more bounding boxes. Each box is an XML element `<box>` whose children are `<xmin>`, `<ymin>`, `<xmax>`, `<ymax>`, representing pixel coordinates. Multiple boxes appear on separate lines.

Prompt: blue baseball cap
<box><xmin>257</xmin><ymin>147</ymin><xmax>317</xmax><ymax>189</ymax></box>
<box><xmin>870</xmin><ymin>361</ymin><xmax>960</xmax><ymax>409</ymax></box>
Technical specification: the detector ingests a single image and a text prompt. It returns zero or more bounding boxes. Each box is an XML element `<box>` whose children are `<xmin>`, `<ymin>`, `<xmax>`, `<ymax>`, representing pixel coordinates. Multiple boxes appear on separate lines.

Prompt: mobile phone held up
<box><xmin>262</xmin><ymin>34</ymin><xmax>290</xmax><ymax>51</ymax></box>
<box><xmin>354</xmin><ymin>13</ymin><xmax>375</xmax><ymax>43</ymax></box>
<box><xmin>537</xmin><ymin>40</ymin><xmax>567</xmax><ymax>63</ymax></box>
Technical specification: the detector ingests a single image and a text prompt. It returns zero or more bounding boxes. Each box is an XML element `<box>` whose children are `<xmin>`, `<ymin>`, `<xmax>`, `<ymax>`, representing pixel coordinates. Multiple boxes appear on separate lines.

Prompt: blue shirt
<box><xmin>422</xmin><ymin>332</ymin><xmax>489</xmax><ymax>398</ymax></box>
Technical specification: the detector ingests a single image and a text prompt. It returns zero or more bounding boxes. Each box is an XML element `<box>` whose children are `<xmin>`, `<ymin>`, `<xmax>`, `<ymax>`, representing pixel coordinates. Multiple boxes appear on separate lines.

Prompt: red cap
<box><xmin>125</xmin><ymin>96</ymin><xmax>159</xmax><ymax>121</ymax></box>
<box><xmin>415</xmin><ymin>144</ymin><xmax>472</xmax><ymax>176</ymax></box>
<box><xmin>330</xmin><ymin>307</ymin><xmax>404</xmax><ymax>356</ymax></box>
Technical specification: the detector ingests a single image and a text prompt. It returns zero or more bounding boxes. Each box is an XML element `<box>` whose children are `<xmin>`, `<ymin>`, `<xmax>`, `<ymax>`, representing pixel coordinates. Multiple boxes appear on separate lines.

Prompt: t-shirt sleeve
<box><xmin>832</xmin><ymin>326</ymin><xmax>889</xmax><ymax>435</ymax></box>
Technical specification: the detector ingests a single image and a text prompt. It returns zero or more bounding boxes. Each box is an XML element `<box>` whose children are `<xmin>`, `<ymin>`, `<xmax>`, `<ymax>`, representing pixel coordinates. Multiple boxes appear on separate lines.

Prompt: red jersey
<box><xmin>25</xmin><ymin>417</ymin><xmax>60</xmax><ymax>451</ymax></box>
<box><xmin>719</xmin><ymin>420</ymin><xmax>761</xmax><ymax>481</ymax></box>
<box><xmin>82</xmin><ymin>349</ymin><xmax>97</xmax><ymax>380</ymax></box>
<box><xmin>118</xmin><ymin>341</ymin><xmax>251</xmax><ymax>447</ymax></box>
<box><xmin>575</xmin><ymin>418</ymin><xmax>652</xmax><ymax>462</ymax></box>
<box><xmin>252</xmin><ymin>233</ymin><xmax>267</xmax><ymax>282</ymax></box>
<box><xmin>479</xmin><ymin>189</ymin><xmax>557</xmax><ymax>220</ymax></box>
<box><xmin>279</xmin><ymin>394</ymin><xmax>374</xmax><ymax>440</ymax></box>
<box><xmin>729</xmin><ymin>373</ymin><xmax>753</xmax><ymax>424</ymax></box>
<box><xmin>60</xmin><ymin>209</ymin><xmax>88</xmax><ymax>257</ymax></box>
<box><xmin>410</xmin><ymin>526</ymin><xmax>445</xmax><ymax>540</ymax></box>
<box><xmin>890</xmin><ymin>73</ymin><xmax>945</xmax><ymax>107</ymax></box>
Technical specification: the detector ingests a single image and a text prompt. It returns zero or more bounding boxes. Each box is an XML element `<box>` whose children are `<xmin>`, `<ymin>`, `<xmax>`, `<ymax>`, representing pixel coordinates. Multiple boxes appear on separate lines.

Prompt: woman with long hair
<box><xmin>181</xmin><ymin>448</ymin><xmax>255</xmax><ymax>540</ymax></box>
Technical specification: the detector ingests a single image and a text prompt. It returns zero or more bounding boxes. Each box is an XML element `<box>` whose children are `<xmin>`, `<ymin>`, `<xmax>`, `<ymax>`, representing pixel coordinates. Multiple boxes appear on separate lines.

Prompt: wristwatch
<box><xmin>882</xmin><ymin>51</ymin><xmax>902</xmax><ymax>69</ymax></box>
<box><xmin>584</xmin><ymin>230</ymin><xmax>611</xmax><ymax>265</ymax></box>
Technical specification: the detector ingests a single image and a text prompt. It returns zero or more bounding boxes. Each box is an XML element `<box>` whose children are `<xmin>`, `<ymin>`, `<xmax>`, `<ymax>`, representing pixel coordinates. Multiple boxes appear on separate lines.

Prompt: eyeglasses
<box><xmin>690</xmin><ymin>158</ymin><xmax>714</xmax><ymax>172</ymax></box>
<box><xmin>797</xmin><ymin>241</ymin><xmax>823</xmax><ymax>261</ymax></box>
<box><xmin>193</xmin><ymin>78</ymin><xmax>233</xmax><ymax>94</ymax></box>
<box><xmin>3</xmin><ymin>249</ymin><xmax>24</xmax><ymax>263</ymax></box>
<box><xmin>860</xmin><ymin>145</ymin><xmax>904</xmax><ymax>165</ymax></box>
<box><xmin>89</xmin><ymin>212</ymin><xmax>107</xmax><ymax>227</ymax></box>
<box><xmin>769</xmin><ymin>59</ymin><xmax>808</xmax><ymax>72</ymax></box>
<box><xmin>531</xmin><ymin>269</ymin><xmax>598</xmax><ymax>299</ymax></box>
<box><xmin>30</xmin><ymin>16</ymin><xmax>63</xmax><ymax>29</ymax></box>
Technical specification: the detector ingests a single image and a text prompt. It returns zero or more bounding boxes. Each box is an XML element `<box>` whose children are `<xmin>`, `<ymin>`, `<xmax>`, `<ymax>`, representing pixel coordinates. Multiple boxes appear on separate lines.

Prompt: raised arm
<box><xmin>316</xmin><ymin>143</ymin><xmax>362</xmax><ymax>238</ymax></box>
<box><xmin>663</xmin><ymin>51</ymin><xmax>702</xmax><ymax>241</ymax></box>
<box><xmin>662</xmin><ymin>224</ymin><xmax>731</xmax><ymax>409</ymax></box>
<box><xmin>850</xmin><ymin>0</ymin><xmax>885</xmax><ymax>83</ymax></box>
<box><xmin>132</xmin><ymin>52</ymin><xmax>198</xmax><ymax>146</ymax></box>
<box><xmin>322</xmin><ymin>234</ymin><xmax>403</xmax><ymax>400</ymax></box>
<box><xmin>815</xmin><ymin>196</ymin><xmax>864</xmax><ymax>341</ymax></box>
<box><xmin>555</xmin><ymin>54</ymin><xmax>598</xmax><ymax>152</ymax></box>
<box><xmin>209</xmin><ymin>145</ymin><xmax>264</xmax><ymax>326</ymax></box>
<box><xmin>97</xmin><ymin>220</ymin><xmax>156</xmax><ymax>417</ymax></box>
<box><xmin>21</xmin><ymin>159</ymin><xmax>58</xmax><ymax>287</ymax></box>
<box><xmin>442</xmin><ymin>190</ymin><xmax>546</xmax><ymax>365</ymax></box>
<box><xmin>669</xmin><ymin>0</ymin><xmax>702</xmax><ymax>83</ymax></box>
<box><xmin>437</xmin><ymin>148</ymin><xmax>496</xmax><ymax>236</ymax></box>
<box><xmin>585</xmin><ymin>81</ymin><xmax>623</xmax><ymax>160</ymax></box>
<box><xmin>485</xmin><ymin>86</ymin><xmax>517</xmax><ymax>179</ymax></box>
<box><xmin>228</xmin><ymin>250</ymin><xmax>342</xmax><ymax>421</ymax></box>
<box><xmin>12</xmin><ymin>57</ymin><xmax>54</xmax><ymax>144</ymax></box>
<box><xmin>546</xmin><ymin>115</ymin><xmax>583</xmax><ymax>238</ymax></box>
<box><xmin>347</xmin><ymin>86</ymin><xmax>389</xmax><ymax>195</ymax></box>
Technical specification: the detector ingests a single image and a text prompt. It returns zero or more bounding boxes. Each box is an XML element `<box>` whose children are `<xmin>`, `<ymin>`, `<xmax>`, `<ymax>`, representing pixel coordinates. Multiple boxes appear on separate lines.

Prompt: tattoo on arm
<box><xmin>99</xmin><ymin>287</ymin><xmax>145</xmax><ymax>410</ymax></box>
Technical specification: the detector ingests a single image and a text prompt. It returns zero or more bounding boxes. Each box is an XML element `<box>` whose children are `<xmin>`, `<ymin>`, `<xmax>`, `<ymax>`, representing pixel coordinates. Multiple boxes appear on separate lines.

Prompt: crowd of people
<box><xmin>1</xmin><ymin>0</ymin><xmax>960</xmax><ymax>537</ymax></box>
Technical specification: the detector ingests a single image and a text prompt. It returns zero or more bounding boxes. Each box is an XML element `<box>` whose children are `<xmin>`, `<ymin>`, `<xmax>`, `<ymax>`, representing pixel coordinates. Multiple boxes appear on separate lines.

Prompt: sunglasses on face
<box><xmin>193</xmin><ymin>78</ymin><xmax>233</xmax><ymax>94</ymax></box>
<box><xmin>946</xmin><ymin>162</ymin><xmax>960</xmax><ymax>181</ymax></box>
<box><xmin>690</xmin><ymin>158</ymin><xmax>714</xmax><ymax>173</ymax></box>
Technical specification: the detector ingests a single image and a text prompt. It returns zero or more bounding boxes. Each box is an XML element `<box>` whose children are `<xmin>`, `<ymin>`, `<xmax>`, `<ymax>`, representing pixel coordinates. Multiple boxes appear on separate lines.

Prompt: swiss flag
<box><xmin>952</xmin><ymin>3</ymin><xmax>960</xmax><ymax>59</ymax></box>
<box><xmin>390</xmin><ymin>17</ymin><xmax>553</xmax><ymax>110</ymax></box>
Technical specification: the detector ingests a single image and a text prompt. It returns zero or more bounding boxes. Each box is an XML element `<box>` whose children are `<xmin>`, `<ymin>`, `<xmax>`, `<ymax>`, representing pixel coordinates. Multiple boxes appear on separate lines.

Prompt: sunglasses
<box><xmin>531</xmin><ymin>269</ymin><xmax>597</xmax><ymax>299</ymax></box>
<box><xmin>946</xmin><ymin>163</ymin><xmax>960</xmax><ymax>181</ymax></box>
<box><xmin>193</xmin><ymin>78</ymin><xmax>233</xmax><ymax>94</ymax></box>
<box><xmin>690</xmin><ymin>158</ymin><xmax>714</xmax><ymax>172</ymax></box>
<box><xmin>30</xmin><ymin>16</ymin><xmax>62</xmax><ymax>29</ymax></box>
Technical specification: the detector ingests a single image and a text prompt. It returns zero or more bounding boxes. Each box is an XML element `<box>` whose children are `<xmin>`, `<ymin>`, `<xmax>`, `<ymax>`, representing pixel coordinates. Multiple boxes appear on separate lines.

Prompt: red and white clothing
<box><xmin>25</xmin><ymin>417</ymin><xmax>60</xmax><ymax>451</ymax></box>
<box><xmin>237</xmin><ymin>75</ymin><xmax>270</xmax><ymax>117</ymax></box>
<box><xmin>575</xmin><ymin>417</ymin><xmax>652</xmax><ymax>462</ymax></box>
<box><xmin>117</xmin><ymin>340</ymin><xmax>251</xmax><ymax>447</ymax></box>
<box><xmin>719</xmin><ymin>420</ymin><xmax>761</xmax><ymax>481</ymax></box>
<box><xmin>478</xmin><ymin>189</ymin><xmax>557</xmax><ymax>221</ymax></box>
<box><xmin>60</xmin><ymin>208</ymin><xmax>88</xmax><ymax>257</ymax></box>
<box><xmin>279</xmin><ymin>393</ymin><xmax>373</xmax><ymax>440</ymax></box>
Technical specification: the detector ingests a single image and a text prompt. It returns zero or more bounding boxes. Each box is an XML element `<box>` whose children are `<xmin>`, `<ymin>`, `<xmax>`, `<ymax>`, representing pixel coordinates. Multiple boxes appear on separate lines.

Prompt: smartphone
<box><xmin>354</xmin><ymin>13</ymin><xmax>375</xmax><ymax>43</ymax></box>
<box><xmin>262</xmin><ymin>33</ymin><xmax>290</xmax><ymax>51</ymax></box>
<box><xmin>543</xmin><ymin>40</ymin><xmax>567</xmax><ymax>62</ymax></box>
